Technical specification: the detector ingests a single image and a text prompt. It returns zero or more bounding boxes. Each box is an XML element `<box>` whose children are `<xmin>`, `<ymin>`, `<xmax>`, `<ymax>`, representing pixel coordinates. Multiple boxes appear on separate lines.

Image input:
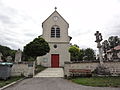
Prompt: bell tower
<box><xmin>37</xmin><ymin>8</ymin><xmax>71</xmax><ymax>67</ymax></box>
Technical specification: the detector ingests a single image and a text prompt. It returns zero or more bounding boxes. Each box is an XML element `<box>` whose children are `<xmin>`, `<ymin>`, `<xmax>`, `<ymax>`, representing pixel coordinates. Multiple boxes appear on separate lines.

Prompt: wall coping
<box><xmin>64</xmin><ymin>61</ymin><xmax>120</xmax><ymax>64</ymax></box>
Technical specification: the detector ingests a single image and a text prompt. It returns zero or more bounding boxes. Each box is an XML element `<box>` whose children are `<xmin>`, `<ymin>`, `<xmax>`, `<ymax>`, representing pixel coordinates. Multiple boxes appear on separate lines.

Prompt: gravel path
<box><xmin>4</xmin><ymin>77</ymin><xmax>120</xmax><ymax>90</ymax></box>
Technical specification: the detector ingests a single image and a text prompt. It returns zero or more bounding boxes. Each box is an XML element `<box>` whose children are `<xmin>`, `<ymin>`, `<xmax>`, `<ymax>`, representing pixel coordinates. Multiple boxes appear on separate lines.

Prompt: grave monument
<box><xmin>0</xmin><ymin>52</ymin><xmax>3</xmax><ymax>61</ymax></box>
<box><xmin>6</xmin><ymin>56</ymin><xmax>12</xmax><ymax>62</ymax></box>
<box><xmin>95</xmin><ymin>31</ymin><xmax>103</xmax><ymax>64</ymax></box>
<box><xmin>94</xmin><ymin>31</ymin><xmax>110</xmax><ymax>75</ymax></box>
<box><xmin>15</xmin><ymin>49</ymin><xmax>22</xmax><ymax>63</ymax></box>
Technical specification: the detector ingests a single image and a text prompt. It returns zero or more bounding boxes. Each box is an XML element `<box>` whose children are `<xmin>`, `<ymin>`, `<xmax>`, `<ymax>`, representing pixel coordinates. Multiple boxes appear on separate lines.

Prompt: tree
<box><xmin>102</xmin><ymin>36</ymin><xmax>120</xmax><ymax>60</ymax></box>
<box><xmin>78</xmin><ymin>49</ymin><xmax>85</xmax><ymax>61</ymax></box>
<box><xmin>102</xmin><ymin>36</ymin><xmax>120</xmax><ymax>50</ymax></box>
<box><xmin>23</xmin><ymin>36</ymin><xmax>50</xmax><ymax>60</ymax></box>
<box><xmin>69</xmin><ymin>45</ymin><xmax>80</xmax><ymax>61</ymax></box>
<box><xmin>108</xmin><ymin>36</ymin><xmax>120</xmax><ymax>48</ymax></box>
<box><xmin>102</xmin><ymin>40</ymin><xmax>110</xmax><ymax>51</ymax></box>
<box><xmin>69</xmin><ymin>44</ymin><xmax>96</xmax><ymax>61</ymax></box>
<box><xmin>84</xmin><ymin>48</ymin><xmax>96</xmax><ymax>61</ymax></box>
<box><xmin>0</xmin><ymin>45</ymin><xmax>16</xmax><ymax>61</ymax></box>
<box><xmin>102</xmin><ymin>40</ymin><xmax>110</xmax><ymax>60</ymax></box>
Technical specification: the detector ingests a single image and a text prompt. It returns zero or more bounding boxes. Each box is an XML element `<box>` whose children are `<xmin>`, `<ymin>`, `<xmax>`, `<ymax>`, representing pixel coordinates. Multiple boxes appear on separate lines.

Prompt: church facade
<box><xmin>37</xmin><ymin>9</ymin><xmax>71</xmax><ymax>67</ymax></box>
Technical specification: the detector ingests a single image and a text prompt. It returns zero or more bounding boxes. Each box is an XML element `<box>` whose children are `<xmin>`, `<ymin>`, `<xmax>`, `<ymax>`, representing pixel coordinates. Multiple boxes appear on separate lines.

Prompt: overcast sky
<box><xmin>0</xmin><ymin>0</ymin><xmax>120</xmax><ymax>51</ymax></box>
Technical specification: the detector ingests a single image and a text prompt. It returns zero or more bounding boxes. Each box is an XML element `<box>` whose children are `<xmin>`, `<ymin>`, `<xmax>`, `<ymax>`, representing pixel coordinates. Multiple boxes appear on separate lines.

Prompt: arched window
<box><xmin>51</xmin><ymin>25</ymin><xmax>60</xmax><ymax>38</ymax></box>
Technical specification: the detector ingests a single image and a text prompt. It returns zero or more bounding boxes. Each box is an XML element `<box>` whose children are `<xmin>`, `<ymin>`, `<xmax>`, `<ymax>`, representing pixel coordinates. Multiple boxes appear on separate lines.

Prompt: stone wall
<box><xmin>64</xmin><ymin>61</ymin><xmax>120</xmax><ymax>77</ymax></box>
<box><xmin>11</xmin><ymin>62</ymin><xmax>35</xmax><ymax>77</ymax></box>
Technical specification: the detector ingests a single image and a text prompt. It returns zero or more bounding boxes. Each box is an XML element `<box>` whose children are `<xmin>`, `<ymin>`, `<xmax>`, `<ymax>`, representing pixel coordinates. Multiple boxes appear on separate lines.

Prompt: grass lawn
<box><xmin>0</xmin><ymin>76</ymin><xmax>23</xmax><ymax>88</ymax></box>
<box><xmin>71</xmin><ymin>76</ymin><xmax>120</xmax><ymax>87</ymax></box>
<box><xmin>35</xmin><ymin>65</ymin><xmax>46</xmax><ymax>74</ymax></box>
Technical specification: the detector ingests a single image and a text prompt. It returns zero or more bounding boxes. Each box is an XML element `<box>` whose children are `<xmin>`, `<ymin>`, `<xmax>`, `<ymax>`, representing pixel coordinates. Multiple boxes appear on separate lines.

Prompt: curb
<box><xmin>0</xmin><ymin>77</ymin><xmax>26</xmax><ymax>90</ymax></box>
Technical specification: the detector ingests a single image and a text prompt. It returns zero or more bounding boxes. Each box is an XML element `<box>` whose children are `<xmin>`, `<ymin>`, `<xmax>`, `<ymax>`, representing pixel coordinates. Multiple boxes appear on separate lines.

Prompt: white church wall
<box><xmin>42</xmin><ymin>11</ymin><xmax>70</xmax><ymax>43</ymax></box>
<box><xmin>37</xmin><ymin>43</ymin><xmax>70</xmax><ymax>67</ymax></box>
<box><xmin>37</xmin><ymin>10</ymin><xmax>71</xmax><ymax>67</ymax></box>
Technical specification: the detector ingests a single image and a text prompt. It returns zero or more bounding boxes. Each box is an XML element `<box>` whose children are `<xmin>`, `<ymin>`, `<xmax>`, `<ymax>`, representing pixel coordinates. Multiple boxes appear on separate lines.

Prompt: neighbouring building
<box><xmin>37</xmin><ymin>8</ymin><xmax>71</xmax><ymax>67</ymax></box>
<box><xmin>107</xmin><ymin>45</ymin><xmax>120</xmax><ymax>61</ymax></box>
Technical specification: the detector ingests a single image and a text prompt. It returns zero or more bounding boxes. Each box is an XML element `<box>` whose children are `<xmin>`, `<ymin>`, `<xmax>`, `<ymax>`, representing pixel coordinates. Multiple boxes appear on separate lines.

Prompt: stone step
<box><xmin>34</xmin><ymin>68</ymin><xmax>64</xmax><ymax>77</ymax></box>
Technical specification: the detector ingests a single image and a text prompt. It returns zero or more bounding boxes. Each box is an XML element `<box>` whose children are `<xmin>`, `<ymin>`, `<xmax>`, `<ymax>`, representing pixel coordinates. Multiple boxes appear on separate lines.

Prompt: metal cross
<box><xmin>55</xmin><ymin>7</ymin><xmax>57</xmax><ymax>11</ymax></box>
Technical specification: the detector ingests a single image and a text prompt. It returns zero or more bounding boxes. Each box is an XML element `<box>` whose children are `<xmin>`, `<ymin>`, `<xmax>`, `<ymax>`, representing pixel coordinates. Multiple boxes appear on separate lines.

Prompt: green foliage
<box><xmin>69</xmin><ymin>45</ymin><xmax>80</xmax><ymax>54</ymax></box>
<box><xmin>108</xmin><ymin>36</ymin><xmax>120</xmax><ymax>48</ymax></box>
<box><xmin>0</xmin><ymin>45</ymin><xmax>10</xmax><ymax>56</ymax></box>
<box><xmin>71</xmin><ymin>77</ymin><xmax>120</xmax><ymax>87</ymax></box>
<box><xmin>0</xmin><ymin>76</ymin><xmax>24</xmax><ymax>88</ymax></box>
<box><xmin>78</xmin><ymin>49</ymin><xmax>85</xmax><ymax>60</ymax></box>
<box><xmin>69</xmin><ymin>44</ymin><xmax>96</xmax><ymax>61</ymax></box>
<box><xmin>27</xmin><ymin>57</ymin><xmax>35</xmax><ymax>61</ymax></box>
<box><xmin>102</xmin><ymin>40</ymin><xmax>110</xmax><ymax>52</ymax></box>
<box><xmin>0</xmin><ymin>45</ymin><xmax>16</xmax><ymax>61</ymax></box>
<box><xmin>84</xmin><ymin>48</ymin><xmax>96</xmax><ymax>60</ymax></box>
<box><xmin>23</xmin><ymin>36</ymin><xmax>50</xmax><ymax>60</ymax></box>
<box><xmin>69</xmin><ymin>45</ymin><xmax>80</xmax><ymax>61</ymax></box>
<box><xmin>103</xmin><ymin>36</ymin><xmax>120</xmax><ymax>51</ymax></box>
<box><xmin>102</xmin><ymin>36</ymin><xmax>120</xmax><ymax>60</ymax></box>
<box><xmin>35</xmin><ymin>65</ymin><xmax>46</xmax><ymax>74</ymax></box>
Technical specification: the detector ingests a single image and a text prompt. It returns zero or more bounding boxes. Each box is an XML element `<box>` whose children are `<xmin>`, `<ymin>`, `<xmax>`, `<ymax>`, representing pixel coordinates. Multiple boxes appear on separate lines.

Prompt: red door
<box><xmin>51</xmin><ymin>54</ymin><xmax>59</xmax><ymax>68</ymax></box>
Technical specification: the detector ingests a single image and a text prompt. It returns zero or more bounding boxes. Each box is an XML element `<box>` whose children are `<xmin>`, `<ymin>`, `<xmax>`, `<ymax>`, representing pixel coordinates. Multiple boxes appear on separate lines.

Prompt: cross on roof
<box><xmin>55</xmin><ymin>7</ymin><xmax>57</xmax><ymax>11</ymax></box>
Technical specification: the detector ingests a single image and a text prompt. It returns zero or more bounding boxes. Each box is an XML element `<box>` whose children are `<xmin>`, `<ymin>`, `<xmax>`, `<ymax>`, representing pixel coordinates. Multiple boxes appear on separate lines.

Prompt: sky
<box><xmin>0</xmin><ymin>0</ymin><xmax>120</xmax><ymax>51</ymax></box>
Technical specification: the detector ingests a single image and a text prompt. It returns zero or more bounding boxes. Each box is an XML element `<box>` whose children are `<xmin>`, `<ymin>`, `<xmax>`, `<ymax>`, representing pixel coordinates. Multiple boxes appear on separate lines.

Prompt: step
<box><xmin>34</xmin><ymin>68</ymin><xmax>64</xmax><ymax>77</ymax></box>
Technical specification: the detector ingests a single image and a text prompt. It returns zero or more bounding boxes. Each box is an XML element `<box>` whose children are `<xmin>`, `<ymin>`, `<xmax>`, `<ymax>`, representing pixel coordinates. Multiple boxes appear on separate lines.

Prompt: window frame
<box><xmin>51</xmin><ymin>25</ymin><xmax>60</xmax><ymax>38</ymax></box>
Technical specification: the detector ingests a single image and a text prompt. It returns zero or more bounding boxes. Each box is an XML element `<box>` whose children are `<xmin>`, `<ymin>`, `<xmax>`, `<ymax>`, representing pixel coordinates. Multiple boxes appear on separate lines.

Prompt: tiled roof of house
<box><xmin>114</xmin><ymin>45</ymin><xmax>120</xmax><ymax>50</ymax></box>
<box><xmin>107</xmin><ymin>45</ymin><xmax>120</xmax><ymax>53</ymax></box>
<box><xmin>107</xmin><ymin>49</ymin><xmax>111</xmax><ymax>53</ymax></box>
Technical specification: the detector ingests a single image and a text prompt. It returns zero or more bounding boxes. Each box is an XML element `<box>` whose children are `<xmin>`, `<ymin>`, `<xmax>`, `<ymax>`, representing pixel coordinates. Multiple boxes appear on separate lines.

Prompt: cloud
<box><xmin>0</xmin><ymin>1</ymin><xmax>41</xmax><ymax>50</ymax></box>
<box><xmin>0</xmin><ymin>0</ymin><xmax>120</xmax><ymax>51</ymax></box>
<box><xmin>0</xmin><ymin>14</ymin><xmax>12</xmax><ymax>24</ymax></box>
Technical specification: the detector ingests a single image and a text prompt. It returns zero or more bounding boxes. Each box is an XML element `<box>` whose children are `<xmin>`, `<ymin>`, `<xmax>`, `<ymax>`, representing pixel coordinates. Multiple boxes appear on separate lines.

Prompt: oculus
<box><xmin>54</xmin><ymin>44</ymin><xmax>57</xmax><ymax>48</ymax></box>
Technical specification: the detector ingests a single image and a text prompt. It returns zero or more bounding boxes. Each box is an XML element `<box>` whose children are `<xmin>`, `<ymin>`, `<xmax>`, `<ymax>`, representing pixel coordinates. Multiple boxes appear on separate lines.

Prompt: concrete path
<box><xmin>34</xmin><ymin>68</ymin><xmax>64</xmax><ymax>77</ymax></box>
<box><xmin>3</xmin><ymin>77</ymin><xmax>120</xmax><ymax>90</ymax></box>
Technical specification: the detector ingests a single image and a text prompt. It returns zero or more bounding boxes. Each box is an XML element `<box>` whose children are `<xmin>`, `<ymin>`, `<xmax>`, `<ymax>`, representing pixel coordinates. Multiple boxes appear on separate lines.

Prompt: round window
<box><xmin>54</xmin><ymin>44</ymin><xmax>57</xmax><ymax>48</ymax></box>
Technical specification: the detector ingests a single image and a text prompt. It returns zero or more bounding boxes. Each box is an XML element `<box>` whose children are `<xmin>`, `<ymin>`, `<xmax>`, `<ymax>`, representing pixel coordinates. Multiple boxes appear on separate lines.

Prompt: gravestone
<box><xmin>0</xmin><ymin>52</ymin><xmax>3</xmax><ymax>61</ymax></box>
<box><xmin>15</xmin><ymin>49</ymin><xmax>22</xmax><ymax>63</ymax></box>
<box><xmin>6</xmin><ymin>56</ymin><xmax>12</xmax><ymax>62</ymax></box>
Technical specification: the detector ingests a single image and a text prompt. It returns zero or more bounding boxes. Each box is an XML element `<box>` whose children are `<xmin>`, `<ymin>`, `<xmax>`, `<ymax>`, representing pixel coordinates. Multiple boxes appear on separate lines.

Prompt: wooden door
<box><xmin>51</xmin><ymin>54</ymin><xmax>59</xmax><ymax>67</ymax></box>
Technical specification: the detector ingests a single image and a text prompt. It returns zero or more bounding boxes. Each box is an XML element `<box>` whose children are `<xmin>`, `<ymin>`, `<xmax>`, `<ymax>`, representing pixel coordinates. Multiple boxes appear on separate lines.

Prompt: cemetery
<box><xmin>0</xmin><ymin>49</ymin><xmax>35</xmax><ymax>79</ymax></box>
<box><xmin>0</xmin><ymin>49</ymin><xmax>36</xmax><ymax>88</ymax></box>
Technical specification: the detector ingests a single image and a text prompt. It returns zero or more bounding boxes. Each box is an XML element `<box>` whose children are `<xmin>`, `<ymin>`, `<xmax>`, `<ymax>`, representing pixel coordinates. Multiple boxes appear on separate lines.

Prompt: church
<box><xmin>37</xmin><ymin>8</ymin><xmax>71</xmax><ymax>67</ymax></box>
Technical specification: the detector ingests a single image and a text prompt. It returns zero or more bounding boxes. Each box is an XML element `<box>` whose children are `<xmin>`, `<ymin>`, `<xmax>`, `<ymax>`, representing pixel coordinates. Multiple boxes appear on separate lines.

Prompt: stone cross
<box><xmin>95</xmin><ymin>31</ymin><xmax>103</xmax><ymax>64</ymax></box>
<box><xmin>15</xmin><ymin>49</ymin><xmax>22</xmax><ymax>63</ymax></box>
<box><xmin>0</xmin><ymin>52</ymin><xmax>3</xmax><ymax>61</ymax></box>
<box><xmin>95</xmin><ymin>31</ymin><xmax>103</xmax><ymax>43</ymax></box>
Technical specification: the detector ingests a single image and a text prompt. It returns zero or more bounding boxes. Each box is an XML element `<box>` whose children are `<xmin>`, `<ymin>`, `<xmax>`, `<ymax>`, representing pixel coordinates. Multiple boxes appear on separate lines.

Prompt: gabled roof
<box><xmin>114</xmin><ymin>45</ymin><xmax>120</xmax><ymax>50</ymax></box>
<box><xmin>42</xmin><ymin>10</ymin><xmax>69</xmax><ymax>27</ymax></box>
<box><xmin>107</xmin><ymin>45</ymin><xmax>120</xmax><ymax>53</ymax></box>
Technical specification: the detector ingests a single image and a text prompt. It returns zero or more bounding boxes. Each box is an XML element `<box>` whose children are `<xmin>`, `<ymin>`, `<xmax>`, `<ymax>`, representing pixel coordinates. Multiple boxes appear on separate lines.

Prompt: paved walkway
<box><xmin>2</xmin><ymin>68</ymin><xmax>120</xmax><ymax>90</ymax></box>
<box><xmin>34</xmin><ymin>68</ymin><xmax>64</xmax><ymax>77</ymax></box>
<box><xmin>4</xmin><ymin>77</ymin><xmax>120</xmax><ymax>90</ymax></box>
